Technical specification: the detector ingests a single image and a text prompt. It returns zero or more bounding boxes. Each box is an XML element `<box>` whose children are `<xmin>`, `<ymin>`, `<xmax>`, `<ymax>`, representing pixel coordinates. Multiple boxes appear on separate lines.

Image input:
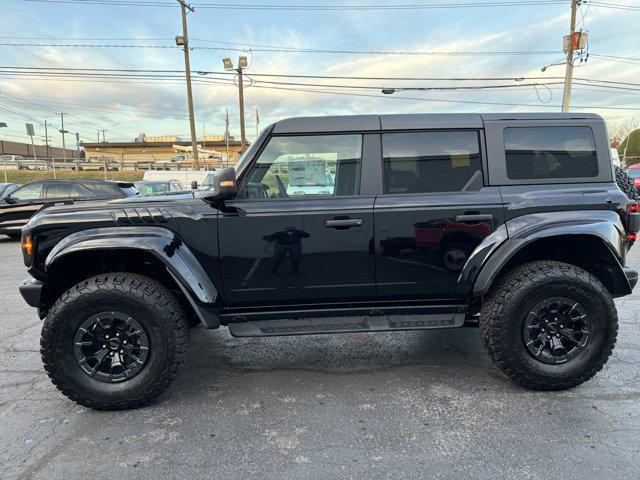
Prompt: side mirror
<box><xmin>4</xmin><ymin>195</ymin><xmax>16</xmax><ymax>204</ymax></box>
<box><xmin>199</xmin><ymin>167</ymin><xmax>238</xmax><ymax>201</ymax></box>
<box><xmin>191</xmin><ymin>181</ymin><xmax>198</xmax><ymax>190</ymax></box>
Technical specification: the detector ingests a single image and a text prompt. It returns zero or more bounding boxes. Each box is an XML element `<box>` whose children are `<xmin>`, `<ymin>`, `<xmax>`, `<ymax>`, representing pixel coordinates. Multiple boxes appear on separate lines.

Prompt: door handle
<box><xmin>454</xmin><ymin>213</ymin><xmax>493</xmax><ymax>224</ymax></box>
<box><xmin>324</xmin><ymin>218</ymin><xmax>363</xmax><ymax>228</ymax></box>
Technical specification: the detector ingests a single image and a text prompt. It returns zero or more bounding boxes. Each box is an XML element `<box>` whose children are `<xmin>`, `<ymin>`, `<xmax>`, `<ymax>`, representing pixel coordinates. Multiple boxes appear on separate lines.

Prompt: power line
<box><xmin>22</xmin><ymin>0</ymin><xmax>574</xmax><ymax>10</ymax></box>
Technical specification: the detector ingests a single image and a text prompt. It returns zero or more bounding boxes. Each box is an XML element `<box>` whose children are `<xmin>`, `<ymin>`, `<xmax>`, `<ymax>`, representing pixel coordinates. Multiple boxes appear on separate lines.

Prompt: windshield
<box><xmin>626</xmin><ymin>168</ymin><xmax>640</xmax><ymax>179</ymax></box>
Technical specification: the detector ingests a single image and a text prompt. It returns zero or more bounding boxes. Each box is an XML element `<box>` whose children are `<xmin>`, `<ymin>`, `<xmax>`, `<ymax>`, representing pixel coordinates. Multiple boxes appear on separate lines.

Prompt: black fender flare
<box><xmin>456</xmin><ymin>210</ymin><xmax>630</xmax><ymax>298</ymax></box>
<box><xmin>44</xmin><ymin>226</ymin><xmax>220</xmax><ymax>327</ymax></box>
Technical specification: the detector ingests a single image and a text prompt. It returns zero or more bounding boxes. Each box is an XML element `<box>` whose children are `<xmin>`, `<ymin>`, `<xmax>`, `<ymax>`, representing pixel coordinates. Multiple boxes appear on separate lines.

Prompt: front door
<box><xmin>0</xmin><ymin>182</ymin><xmax>45</xmax><ymax>233</ymax></box>
<box><xmin>219</xmin><ymin>133</ymin><xmax>376</xmax><ymax>307</ymax></box>
<box><xmin>374</xmin><ymin>130</ymin><xmax>505</xmax><ymax>300</ymax></box>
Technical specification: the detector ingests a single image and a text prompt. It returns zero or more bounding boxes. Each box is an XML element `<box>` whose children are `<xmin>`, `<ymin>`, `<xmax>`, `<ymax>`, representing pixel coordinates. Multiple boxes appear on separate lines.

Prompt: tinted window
<box><xmin>241</xmin><ymin>134</ymin><xmax>362</xmax><ymax>199</ymax></box>
<box><xmin>10</xmin><ymin>183</ymin><xmax>43</xmax><ymax>201</ymax></box>
<box><xmin>382</xmin><ymin>131</ymin><xmax>482</xmax><ymax>194</ymax></box>
<box><xmin>504</xmin><ymin>126</ymin><xmax>598</xmax><ymax>180</ymax></box>
<box><xmin>45</xmin><ymin>183</ymin><xmax>71</xmax><ymax>198</ymax></box>
<box><xmin>85</xmin><ymin>183</ymin><xmax>117</xmax><ymax>197</ymax></box>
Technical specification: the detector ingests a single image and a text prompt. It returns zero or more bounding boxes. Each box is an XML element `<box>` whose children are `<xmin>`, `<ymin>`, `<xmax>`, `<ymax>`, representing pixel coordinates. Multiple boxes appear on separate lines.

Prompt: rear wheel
<box><xmin>479</xmin><ymin>261</ymin><xmax>617</xmax><ymax>390</ymax></box>
<box><xmin>41</xmin><ymin>272</ymin><xmax>189</xmax><ymax>410</ymax></box>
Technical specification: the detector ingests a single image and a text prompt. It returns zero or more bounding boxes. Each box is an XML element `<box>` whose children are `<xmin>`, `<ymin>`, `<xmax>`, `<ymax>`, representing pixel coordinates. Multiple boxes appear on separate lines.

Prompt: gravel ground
<box><xmin>0</xmin><ymin>235</ymin><xmax>639</xmax><ymax>479</ymax></box>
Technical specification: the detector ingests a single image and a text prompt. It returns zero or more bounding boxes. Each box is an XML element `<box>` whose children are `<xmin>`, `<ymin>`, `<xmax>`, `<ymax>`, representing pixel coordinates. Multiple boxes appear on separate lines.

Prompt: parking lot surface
<box><xmin>1</xmin><ymin>236</ymin><xmax>639</xmax><ymax>479</ymax></box>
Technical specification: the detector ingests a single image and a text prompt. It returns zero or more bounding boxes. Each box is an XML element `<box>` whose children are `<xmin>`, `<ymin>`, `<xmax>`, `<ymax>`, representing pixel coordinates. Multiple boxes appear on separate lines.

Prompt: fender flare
<box><xmin>45</xmin><ymin>226</ymin><xmax>220</xmax><ymax>326</ymax></box>
<box><xmin>456</xmin><ymin>210</ymin><xmax>630</xmax><ymax>298</ymax></box>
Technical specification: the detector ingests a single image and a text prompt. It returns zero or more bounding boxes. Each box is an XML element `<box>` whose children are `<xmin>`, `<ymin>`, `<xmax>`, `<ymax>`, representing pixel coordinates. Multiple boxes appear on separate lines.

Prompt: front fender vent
<box><xmin>111</xmin><ymin>208</ymin><xmax>177</xmax><ymax>228</ymax></box>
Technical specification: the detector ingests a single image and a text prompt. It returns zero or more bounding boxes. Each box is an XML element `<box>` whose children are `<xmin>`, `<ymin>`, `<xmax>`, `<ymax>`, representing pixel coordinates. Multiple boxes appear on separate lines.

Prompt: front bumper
<box><xmin>623</xmin><ymin>267</ymin><xmax>638</xmax><ymax>291</ymax></box>
<box><xmin>19</xmin><ymin>277</ymin><xmax>42</xmax><ymax>308</ymax></box>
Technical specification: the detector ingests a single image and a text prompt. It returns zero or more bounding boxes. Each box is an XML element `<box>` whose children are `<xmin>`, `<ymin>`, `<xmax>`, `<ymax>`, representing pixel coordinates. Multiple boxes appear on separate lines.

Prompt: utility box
<box><xmin>563</xmin><ymin>31</ymin><xmax>588</xmax><ymax>52</ymax></box>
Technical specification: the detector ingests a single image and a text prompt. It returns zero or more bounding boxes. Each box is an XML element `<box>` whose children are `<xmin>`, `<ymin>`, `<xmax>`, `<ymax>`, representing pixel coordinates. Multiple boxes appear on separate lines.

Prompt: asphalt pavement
<box><xmin>0</xmin><ymin>235</ymin><xmax>639</xmax><ymax>479</ymax></box>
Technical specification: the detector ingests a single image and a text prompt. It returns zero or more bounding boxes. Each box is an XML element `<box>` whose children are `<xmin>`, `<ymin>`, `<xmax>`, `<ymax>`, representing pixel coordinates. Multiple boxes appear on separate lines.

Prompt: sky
<box><xmin>0</xmin><ymin>0</ymin><xmax>639</xmax><ymax>149</ymax></box>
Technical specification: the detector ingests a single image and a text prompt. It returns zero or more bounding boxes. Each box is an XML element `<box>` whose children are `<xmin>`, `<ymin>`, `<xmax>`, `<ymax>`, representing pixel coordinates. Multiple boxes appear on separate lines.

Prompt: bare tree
<box><xmin>609</xmin><ymin>118</ymin><xmax>640</xmax><ymax>166</ymax></box>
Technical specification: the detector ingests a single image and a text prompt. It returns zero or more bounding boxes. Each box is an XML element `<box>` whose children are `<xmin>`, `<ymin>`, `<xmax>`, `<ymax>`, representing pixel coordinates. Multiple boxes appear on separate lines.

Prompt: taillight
<box><xmin>629</xmin><ymin>233</ymin><xmax>637</xmax><ymax>242</ymax></box>
<box><xmin>634</xmin><ymin>178</ymin><xmax>640</xmax><ymax>187</ymax></box>
<box><xmin>631</xmin><ymin>203</ymin><xmax>639</xmax><ymax>213</ymax></box>
<box><xmin>22</xmin><ymin>235</ymin><xmax>33</xmax><ymax>256</ymax></box>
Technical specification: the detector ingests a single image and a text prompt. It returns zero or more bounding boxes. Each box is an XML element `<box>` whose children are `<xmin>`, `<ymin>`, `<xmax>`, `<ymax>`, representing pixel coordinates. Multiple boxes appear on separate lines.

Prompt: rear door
<box><xmin>218</xmin><ymin>133</ymin><xmax>378</xmax><ymax>307</ymax></box>
<box><xmin>374</xmin><ymin>129</ymin><xmax>505</xmax><ymax>300</ymax></box>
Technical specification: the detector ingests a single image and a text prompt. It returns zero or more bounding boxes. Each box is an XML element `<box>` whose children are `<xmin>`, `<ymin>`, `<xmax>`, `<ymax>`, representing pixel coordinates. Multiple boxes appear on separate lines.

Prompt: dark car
<box><xmin>0</xmin><ymin>183</ymin><xmax>21</xmax><ymax>200</ymax></box>
<box><xmin>134</xmin><ymin>179</ymin><xmax>185</xmax><ymax>196</ymax></box>
<box><xmin>18</xmin><ymin>113</ymin><xmax>640</xmax><ymax>410</ymax></box>
<box><xmin>0</xmin><ymin>179</ymin><xmax>137</xmax><ymax>239</ymax></box>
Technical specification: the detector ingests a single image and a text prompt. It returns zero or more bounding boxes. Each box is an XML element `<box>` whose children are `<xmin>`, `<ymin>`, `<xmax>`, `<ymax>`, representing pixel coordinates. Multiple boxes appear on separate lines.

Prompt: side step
<box><xmin>225</xmin><ymin>304</ymin><xmax>466</xmax><ymax>337</ymax></box>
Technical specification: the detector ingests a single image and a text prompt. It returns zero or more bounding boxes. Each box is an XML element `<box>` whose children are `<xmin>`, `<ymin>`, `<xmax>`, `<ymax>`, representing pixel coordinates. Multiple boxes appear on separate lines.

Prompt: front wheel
<box><xmin>479</xmin><ymin>261</ymin><xmax>617</xmax><ymax>390</ymax></box>
<box><xmin>41</xmin><ymin>273</ymin><xmax>189</xmax><ymax>410</ymax></box>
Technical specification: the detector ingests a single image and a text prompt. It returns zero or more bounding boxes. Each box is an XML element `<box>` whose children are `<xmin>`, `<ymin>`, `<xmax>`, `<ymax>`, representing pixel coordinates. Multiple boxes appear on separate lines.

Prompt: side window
<box><xmin>10</xmin><ymin>183</ymin><xmax>43</xmax><ymax>201</ymax></box>
<box><xmin>85</xmin><ymin>183</ymin><xmax>117</xmax><ymax>198</ymax></box>
<box><xmin>45</xmin><ymin>183</ymin><xmax>71</xmax><ymax>198</ymax></box>
<box><xmin>382</xmin><ymin>131</ymin><xmax>482</xmax><ymax>194</ymax></box>
<box><xmin>504</xmin><ymin>126</ymin><xmax>598</xmax><ymax>180</ymax></box>
<box><xmin>240</xmin><ymin>134</ymin><xmax>362</xmax><ymax>199</ymax></box>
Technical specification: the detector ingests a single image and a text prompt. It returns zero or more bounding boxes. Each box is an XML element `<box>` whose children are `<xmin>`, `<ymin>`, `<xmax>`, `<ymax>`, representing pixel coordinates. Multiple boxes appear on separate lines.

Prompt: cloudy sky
<box><xmin>0</xmin><ymin>0</ymin><xmax>639</xmax><ymax>148</ymax></box>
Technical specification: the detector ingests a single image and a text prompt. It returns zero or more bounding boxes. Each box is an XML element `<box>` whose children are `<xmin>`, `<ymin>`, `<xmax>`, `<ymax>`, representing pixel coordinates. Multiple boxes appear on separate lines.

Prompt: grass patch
<box><xmin>0</xmin><ymin>170</ymin><xmax>145</xmax><ymax>184</ymax></box>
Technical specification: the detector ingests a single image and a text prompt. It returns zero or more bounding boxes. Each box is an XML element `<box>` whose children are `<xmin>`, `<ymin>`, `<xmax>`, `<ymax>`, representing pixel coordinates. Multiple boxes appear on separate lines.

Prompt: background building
<box><xmin>81</xmin><ymin>135</ymin><xmax>245</xmax><ymax>164</ymax></box>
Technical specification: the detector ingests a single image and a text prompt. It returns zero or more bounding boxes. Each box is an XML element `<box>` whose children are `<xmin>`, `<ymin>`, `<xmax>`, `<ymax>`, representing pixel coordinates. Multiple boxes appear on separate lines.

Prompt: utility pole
<box><xmin>97</xmin><ymin>131</ymin><xmax>100</xmax><ymax>143</ymax></box>
<box><xmin>101</xmin><ymin>129</ymin><xmax>107</xmax><ymax>142</ymax></box>
<box><xmin>176</xmin><ymin>0</ymin><xmax>199</xmax><ymax>170</ymax></box>
<box><xmin>562</xmin><ymin>0</ymin><xmax>579</xmax><ymax>112</ymax></box>
<box><xmin>58</xmin><ymin>112</ymin><xmax>69</xmax><ymax>167</ymax></box>
<box><xmin>44</xmin><ymin>119</ymin><xmax>50</xmax><ymax>159</ymax></box>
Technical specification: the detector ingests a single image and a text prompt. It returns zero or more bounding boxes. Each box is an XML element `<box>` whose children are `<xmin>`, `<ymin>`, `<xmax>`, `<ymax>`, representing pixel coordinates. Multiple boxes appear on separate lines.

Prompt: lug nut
<box><xmin>116</xmin><ymin>333</ymin><xmax>120</xmax><ymax>337</ymax></box>
<box><xmin>105</xmin><ymin>335</ymin><xmax>110</xmax><ymax>339</ymax></box>
<box><xmin>547</xmin><ymin>336</ymin><xmax>551</xmax><ymax>340</ymax></box>
<box><xmin>119</xmin><ymin>350</ymin><xmax>124</xmax><ymax>354</ymax></box>
<box><xmin>123</xmin><ymin>340</ymin><xmax>127</xmax><ymax>345</ymax></box>
<box><xmin>109</xmin><ymin>352</ymin><xmax>114</xmax><ymax>357</ymax></box>
<box><xmin>556</xmin><ymin>334</ymin><xmax>560</xmax><ymax>337</ymax></box>
<box><xmin>560</xmin><ymin>325</ymin><xmax>564</xmax><ymax>329</ymax></box>
<box><xmin>102</xmin><ymin>344</ymin><xmax>106</xmax><ymax>349</ymax></box>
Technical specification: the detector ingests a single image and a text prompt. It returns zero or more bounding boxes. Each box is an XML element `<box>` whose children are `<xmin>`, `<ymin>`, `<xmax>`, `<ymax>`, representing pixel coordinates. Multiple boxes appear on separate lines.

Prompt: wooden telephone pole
<box><xmin>561</xmin><ymin>0</ymin><xmax>579</xmax><ymax>112</ymax></box>
<box><xmin>176</xmin><ymin>0</ymin><xmax>199</xmax><ymax>169</ymax></box>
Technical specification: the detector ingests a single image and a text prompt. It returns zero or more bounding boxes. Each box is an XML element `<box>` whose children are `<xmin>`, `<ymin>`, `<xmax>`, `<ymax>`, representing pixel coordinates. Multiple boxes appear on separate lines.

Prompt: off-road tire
<box><xmin>479</xmin><ymin>261</ymin><xmax>617</xmax><ymax>391</ymax></box>
<box><xmin>41</xmin><ymin>272</ymin><xmax>189</xmax><ymax>410</ymax></box>
<box><xmin>614</xmin><ymin>165</ymin><xmax>639</xmax><ymax>201</ymax></box>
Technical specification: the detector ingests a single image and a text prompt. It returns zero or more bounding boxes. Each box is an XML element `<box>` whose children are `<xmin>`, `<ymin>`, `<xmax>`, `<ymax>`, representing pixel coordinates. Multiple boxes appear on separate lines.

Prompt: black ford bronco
<box><xmin>18</xmin><ymin>113</ymin><xmax>640</xmax><ymax>410</ymax></box>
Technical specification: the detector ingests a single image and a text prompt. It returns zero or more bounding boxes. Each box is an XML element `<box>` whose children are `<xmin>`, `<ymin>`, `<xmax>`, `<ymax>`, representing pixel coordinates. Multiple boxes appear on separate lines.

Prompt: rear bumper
<box><xmin>623</xmin><ymin>266</ymin><xmax>638</xmax><ymax>291</ymax></box>
<box><xmin>19</xmin><ymin>277</ymin><xmax>42</xmax><ymax>308</ymax></box>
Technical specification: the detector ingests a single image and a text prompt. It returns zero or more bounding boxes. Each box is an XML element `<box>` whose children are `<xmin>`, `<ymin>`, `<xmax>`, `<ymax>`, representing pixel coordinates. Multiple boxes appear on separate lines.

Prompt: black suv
<box><xmin>0</xmin><ymin>179</ymin><xmax>137</xmax><ymax>238</ymax></box>
<box><xmin>18</xmin><ymin>113</ymin><xmax>640</xmax><ymax>410</ymax></box>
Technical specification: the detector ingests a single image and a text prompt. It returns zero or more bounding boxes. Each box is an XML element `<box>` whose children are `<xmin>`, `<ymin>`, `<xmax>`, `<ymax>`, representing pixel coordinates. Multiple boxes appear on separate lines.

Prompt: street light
<box><xmin>223</xmin><ymin>56</ymin><xmax>248</xmax><ymax>154</ymax></box>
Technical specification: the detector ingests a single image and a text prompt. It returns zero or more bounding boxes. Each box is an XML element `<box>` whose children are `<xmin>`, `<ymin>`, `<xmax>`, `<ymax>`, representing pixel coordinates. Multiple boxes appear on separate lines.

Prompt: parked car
<box><xmin>0</xmin><ymin>183</ymin><xmax>21</xmax><ymax>200</ymax></box>
<box><xmin>18</xmin><ymin>113</ymin><xmax>640</xmax><ymax>410</ymax></box>
<box><xmin>134</xmin><ymin>179</ymin><xmax>185</xmax><ymax>196</ymax></box>
<box><xmin>0</xmin><ymin>179</ymin><xmax>137</xmax><ymax>239</ymax></box>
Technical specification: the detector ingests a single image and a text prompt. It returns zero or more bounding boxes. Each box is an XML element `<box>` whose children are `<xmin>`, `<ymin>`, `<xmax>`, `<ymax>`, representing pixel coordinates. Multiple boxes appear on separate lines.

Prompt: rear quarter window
<box><xmin>504</xmin><ymin>126</ymin><xmax>598</xmax><ymax>180</ymax></box>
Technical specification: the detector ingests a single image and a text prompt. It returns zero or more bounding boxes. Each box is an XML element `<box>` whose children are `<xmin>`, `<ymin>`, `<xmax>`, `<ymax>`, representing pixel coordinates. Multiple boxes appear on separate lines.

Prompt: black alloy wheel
<box><xmin>523</xmin><ymin>297</ymin><xmax>590</xmax><ymax>365</ymax></box>
<box><xmin>73</xmin><ymin>311</ymin><xmax>150</xmax><ymax>383</ymax></box>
